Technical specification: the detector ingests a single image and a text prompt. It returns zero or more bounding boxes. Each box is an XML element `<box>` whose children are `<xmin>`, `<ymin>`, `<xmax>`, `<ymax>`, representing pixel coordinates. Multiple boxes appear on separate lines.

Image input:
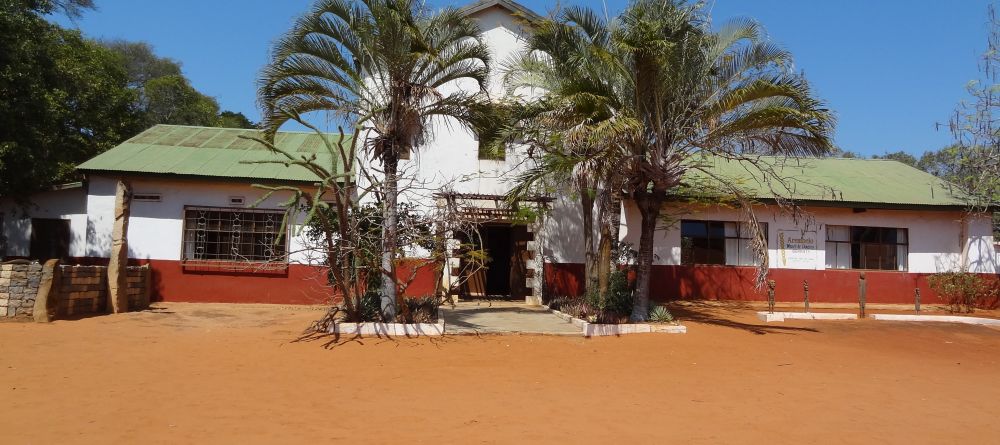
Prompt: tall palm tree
<box><xmin>258</xmin><ymin>0</ymin><xmax>492</xmax><ymax>319</ymax></box>
<box><xmin>503</xmin><ymin>6</ymin><xmax>628</xmax><ymax>298</ymax></box>
<box><xmin>508</xmin><ymin>0</ymin><xmax>835</xmax><ymax>320</ymax></box>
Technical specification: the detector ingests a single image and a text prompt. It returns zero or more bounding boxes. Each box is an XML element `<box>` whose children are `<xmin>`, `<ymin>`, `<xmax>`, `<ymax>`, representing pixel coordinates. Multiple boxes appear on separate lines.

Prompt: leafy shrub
<box><xmin>928</xmin><ymin>272</ymin><xmax>1000</xmax><ymax>313</ymax></box>
<box><xmin>648</xmin><ymin>305</ymin><xmax>674</xmax><ymax>323</ymax></box>
<box><xmin>403</xmin><ymin>296</ymin><xmax>439</xmax><ymax>323</ymax></box>
<box><xmin>605</xmin><ymin>269</ymin><xmax>634</xmax><ymax>316</ymax></box>
<box><xmin>548</xmin><ymin>296</ymin><xmax>572</xmax><ymax>311</ymax></box>
<box><xmin>341</xmin><ymin>292</ymin><xmax>383</xmax><ymax>322</ymax></box>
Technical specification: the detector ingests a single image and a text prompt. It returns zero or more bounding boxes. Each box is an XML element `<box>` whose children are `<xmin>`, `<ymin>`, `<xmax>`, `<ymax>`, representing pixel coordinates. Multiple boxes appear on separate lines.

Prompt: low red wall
<box><xmin>544</xmin><ymin>263</ymin><xmax>1000</xmax><ymax>305</ymax></box>
<box><xmin>60</xmin><ymin>257</ymin><xmax>440</xmax><ymax>305</ymax></box>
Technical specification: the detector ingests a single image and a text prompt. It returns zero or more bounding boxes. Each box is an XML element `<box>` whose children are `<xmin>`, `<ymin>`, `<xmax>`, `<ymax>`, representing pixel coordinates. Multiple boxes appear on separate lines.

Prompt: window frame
<box><xmin>825</xmin><ymin>225</ymin><xmax>909</xmax><ymax>271</ymax></box>
<box><xmin>680</xmin><ymin>219</ymin><xmax>768</xmax><ymax>266</ymax></box>
<box><xmin>180</xmin><ymin>205</ymin><xmax>290</xmax><ymax>272</ymax></box>
<box><xmin>476</xmin><ymin>133</ymin><xmax>506</xmax><ymax>161</ymax></box>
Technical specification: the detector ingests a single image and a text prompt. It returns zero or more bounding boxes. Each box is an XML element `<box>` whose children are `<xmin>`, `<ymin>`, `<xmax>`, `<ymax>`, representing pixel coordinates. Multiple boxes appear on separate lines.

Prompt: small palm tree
<box><xmin>508</xmin><ymin>0</ymin><xmax>835</xmax><ymax>320</ymax></box>
<box><xmin>258</xmin><ymin>0</ymin><xmax>492</xmax><ymax>319</ymax></box>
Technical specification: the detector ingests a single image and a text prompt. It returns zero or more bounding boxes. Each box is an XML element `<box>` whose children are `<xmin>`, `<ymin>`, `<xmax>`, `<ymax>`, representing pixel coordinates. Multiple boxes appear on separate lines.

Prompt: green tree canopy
<box><xmin>217</xmin><ymin>111</ymin><xmax>257</xmax><ymax>129</ymax></box>
<box><xmin>100</xmin><ymin>39</ymin><xmax>183</xmax><ymax>89</ymax></box>
<box><xmin>0</xmin><ymin>0</ymin><xmax>140</xmax><ymax>200</ymax></box>
<box><xmin>1</xmin><ymin>2</ymin><xmax>260</xmax><ymax>199</ymax></box>
<box><xmin>873</xmin><ymin>150</ymin><xmax>918</xmax><ymax>167</ymax></box>
<box><xmin>143</xmin><ymin>74</ymin><xmax>221</xmax><ymax>126</ymax></box>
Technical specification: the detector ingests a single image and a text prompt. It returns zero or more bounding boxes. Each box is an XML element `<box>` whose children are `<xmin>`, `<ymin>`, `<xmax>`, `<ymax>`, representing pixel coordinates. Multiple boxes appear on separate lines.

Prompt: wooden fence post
<box><xmin>858</xmin><ymin>272</ymin><xmax>867</xmax><ymax>318</ymax></box>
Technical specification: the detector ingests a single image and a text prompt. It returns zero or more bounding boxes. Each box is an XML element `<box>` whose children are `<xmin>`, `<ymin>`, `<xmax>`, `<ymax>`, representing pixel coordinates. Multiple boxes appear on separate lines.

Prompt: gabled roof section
<box><xmin>78</xmin><ymin>124</ymin><xmax>348</xmax><ymax>184</ymax></box>
<box><xmin>678</xmin><ymin>155</ymin><xmax>973</xmax><ymax>210</ymax></box>
<box><xmin>458</xmin><ymin>0</ymin><xmax>542</xmax><ymax>23</ymax></box>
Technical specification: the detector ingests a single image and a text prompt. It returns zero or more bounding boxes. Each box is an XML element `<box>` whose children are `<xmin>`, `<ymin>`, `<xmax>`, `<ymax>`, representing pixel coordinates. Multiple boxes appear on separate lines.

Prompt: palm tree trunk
<box><xmin>631</xmin><ymin>191</ymin><xmax>662</xmax><ymax>321</ymax></box>
<box><xmin>577</xmin><ymin>175</ymin><xmax>596</xmax><ymax>297</ymax></box>
<box><xmin>597</xmin><ymin>192</ymin><xmax>621</xmax><ymax>297</ymax></box>
<box><xmin>380</xmin><ymin>153</ymin><xmax>399</xmax><ymax>320</ymax></box>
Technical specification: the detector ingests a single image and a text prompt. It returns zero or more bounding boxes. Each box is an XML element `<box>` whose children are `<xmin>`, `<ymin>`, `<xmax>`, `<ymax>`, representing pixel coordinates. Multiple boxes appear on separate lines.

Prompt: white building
<box><xmin>2</xmin><ymin>0</ymin><xmax>996</xmax><ymax>305</ymax></box>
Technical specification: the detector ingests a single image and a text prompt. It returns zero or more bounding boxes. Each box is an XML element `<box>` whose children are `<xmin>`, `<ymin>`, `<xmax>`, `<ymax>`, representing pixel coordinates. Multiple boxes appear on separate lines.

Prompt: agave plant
<box><xmin>648</xmin><ymin>305</ymin><xmax>674</xmax><ymax>323</ymax></box>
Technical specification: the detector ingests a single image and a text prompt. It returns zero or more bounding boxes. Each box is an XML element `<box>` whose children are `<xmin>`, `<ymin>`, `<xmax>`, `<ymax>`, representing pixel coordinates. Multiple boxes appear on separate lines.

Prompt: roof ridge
<box><xmin>150</xmin><ymin>123</ymin><xmax>339</xmax><ymax>136</ymax></box>
<box><xmin>458</xmin><ymin>0</ymin><xmax>543</xmax><ymax>22</ymax></box>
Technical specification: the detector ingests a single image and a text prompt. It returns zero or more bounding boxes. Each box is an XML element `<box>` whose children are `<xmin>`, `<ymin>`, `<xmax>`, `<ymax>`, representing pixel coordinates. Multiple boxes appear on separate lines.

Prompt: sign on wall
<box><xmin>778</xmin><ymin>229</ymin><xmax>819</xmax><ymax>269</ymax></box>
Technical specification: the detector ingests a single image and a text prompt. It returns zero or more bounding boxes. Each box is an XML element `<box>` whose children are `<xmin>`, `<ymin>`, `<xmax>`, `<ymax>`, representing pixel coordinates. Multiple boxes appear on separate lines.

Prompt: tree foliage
<box><xmin>0</xmin><ymin>2</ymin><xmax>259</xmax><ymax>199</ymax></box>
<box><xmin>946</xmin><ymin>5</ymin><xmax>1000</xmax><ymax>215</ymax></box>
<box><xmin>0</xmin><ymin>0</ymin><xmax>140</xmax><ymax>199</ymax></box>
<box><xmin>872</xmin><ymin>150</ymin><xmax>917</xmax><ymax>167</ymax></box>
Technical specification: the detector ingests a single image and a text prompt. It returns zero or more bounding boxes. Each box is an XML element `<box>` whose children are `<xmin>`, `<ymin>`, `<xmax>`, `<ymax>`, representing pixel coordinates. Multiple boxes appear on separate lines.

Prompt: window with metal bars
<box><xmin>181</xmin><ymin>206</ymin><xmax>288</xmax><ymax>269</ymax></box>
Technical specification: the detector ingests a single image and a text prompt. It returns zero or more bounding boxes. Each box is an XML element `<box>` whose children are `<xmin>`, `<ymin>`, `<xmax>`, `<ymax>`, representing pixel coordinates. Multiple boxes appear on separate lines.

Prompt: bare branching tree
<box><xmin>948</xmin><ymin>4</ymin><xmax>1000</xmax><ymax>219</ymax></box>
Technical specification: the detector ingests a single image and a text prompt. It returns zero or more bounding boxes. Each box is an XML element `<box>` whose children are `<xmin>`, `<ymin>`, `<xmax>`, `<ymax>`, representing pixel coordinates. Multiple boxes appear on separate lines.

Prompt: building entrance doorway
<box><xmin>29</xmin><ymin>218</ymin><xmax>70</xmax><ymax>261</ymax></box>
<box><xmin>457</xmin><ymin>224</ymin><xmax>531</xmax><ymax>300</ymax></box>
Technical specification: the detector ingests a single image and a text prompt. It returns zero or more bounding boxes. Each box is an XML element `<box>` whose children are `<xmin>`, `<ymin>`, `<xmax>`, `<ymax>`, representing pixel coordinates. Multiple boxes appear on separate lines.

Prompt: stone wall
<box><xmin>0</xmin><ymin>261</ymin><xmax>150</xmax><ymax>319</ymax></box>
<box><xmin>0</xmin><ymin>263</ymin><xmax>43</xmax><ymax>317</ymax></box>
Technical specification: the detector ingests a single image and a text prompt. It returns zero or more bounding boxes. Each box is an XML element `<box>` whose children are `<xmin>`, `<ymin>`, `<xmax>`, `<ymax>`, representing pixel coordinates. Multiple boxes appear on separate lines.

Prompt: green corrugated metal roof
<box><xmin>78</xmin><ymin>125</ymin><xmax>349</xmax><ymax>183</ymax></box>
<box><xmin>679</xmin><ymin>155</ymin><xmax>970</xmax><ymax>208</ymax></box>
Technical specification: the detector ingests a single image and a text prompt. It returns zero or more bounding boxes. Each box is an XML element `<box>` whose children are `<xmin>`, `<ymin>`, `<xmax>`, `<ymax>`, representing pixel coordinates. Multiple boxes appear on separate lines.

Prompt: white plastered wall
<box><xmin>600</xmin><ymin>202</ymin><xmax>997</xmax><ymax>274</ymax></box>
<box><xmin>0</xmin><ymin>186</ymin><xmax>88</xmax><ymax>258</ymax></box>
<box><xmin>86</xmin><ymin>175</ymin><xmax>323</xmax><ymax>264</ymax></box>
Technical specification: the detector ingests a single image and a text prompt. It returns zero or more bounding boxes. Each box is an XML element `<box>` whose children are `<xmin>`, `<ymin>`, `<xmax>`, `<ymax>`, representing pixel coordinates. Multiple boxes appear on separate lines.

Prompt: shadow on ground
<box><xmin>442</xmin><ymin>303</ymin><xmax>580</xmax><ymax>335</ymax></box>
<box><xmin>669</xmin><ymin>301</ymin><xmax>820</xmax><ymax>335</ymax></box>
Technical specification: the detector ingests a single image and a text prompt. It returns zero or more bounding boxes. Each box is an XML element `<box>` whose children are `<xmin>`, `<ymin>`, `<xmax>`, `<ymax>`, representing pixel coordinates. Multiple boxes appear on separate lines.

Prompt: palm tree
<box><xmin>258</xmin><ymin>0</ymin><xmax>492</xmax><ymax>319</ymax></box>
<box><xmin>508</xmin><ymin>0</ymin><xmax>835</xmax><ymax>320</ymax></box>
<box><xmin>503</xmin><ymin>6</ymin><xmax>629</xmax><ymax>299</ymax></box>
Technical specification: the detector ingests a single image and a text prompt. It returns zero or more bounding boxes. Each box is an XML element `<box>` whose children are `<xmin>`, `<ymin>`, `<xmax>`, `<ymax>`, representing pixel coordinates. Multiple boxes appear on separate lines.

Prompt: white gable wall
<box><xmin>358</xmin><ymin>5</ymin><xmax>536</xmax><ymax>205</ymax></box>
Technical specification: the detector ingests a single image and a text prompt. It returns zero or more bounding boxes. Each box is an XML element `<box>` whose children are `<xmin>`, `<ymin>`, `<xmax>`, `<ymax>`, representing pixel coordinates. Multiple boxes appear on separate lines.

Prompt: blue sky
<box><xmin>55</xmin><ymin>0</ymin><xmax>993</xmax><ymax>157</ymax></box>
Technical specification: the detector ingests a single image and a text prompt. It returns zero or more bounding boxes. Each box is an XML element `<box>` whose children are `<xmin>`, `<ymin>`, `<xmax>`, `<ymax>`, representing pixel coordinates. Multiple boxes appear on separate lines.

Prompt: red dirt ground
<box><xmin>1</xmin><ymin>302</ymin><xmax>999</xmax><ymax>444</ymax></box>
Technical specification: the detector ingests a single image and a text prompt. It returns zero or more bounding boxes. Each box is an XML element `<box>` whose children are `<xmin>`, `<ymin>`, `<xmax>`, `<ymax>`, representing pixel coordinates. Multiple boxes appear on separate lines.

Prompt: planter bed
<box><xmin>870</xmin><ymin>314</ymin><xmax>1000</xmax><ymax>327</ymax></box>
<box><xmin>756</xmin><ymin>311</ymin><xmax>858</xmax><ymax>322</ymax></box>
<box><xmin>551</xmin><ymin>309</ymin><xmax>687</xmax><ymax>336</ymax></box>
<box><xmin>329</xmin><ymin>316</ymin><xmax>445</xmax><ymax>337</ymax></box>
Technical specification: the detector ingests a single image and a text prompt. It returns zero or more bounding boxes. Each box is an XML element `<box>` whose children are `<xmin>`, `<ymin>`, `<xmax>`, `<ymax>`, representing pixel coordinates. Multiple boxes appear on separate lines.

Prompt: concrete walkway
<box><xmin>442</xmin><ymin>301</ymin><xmax>580</xmax><ymax>335</ymax></box>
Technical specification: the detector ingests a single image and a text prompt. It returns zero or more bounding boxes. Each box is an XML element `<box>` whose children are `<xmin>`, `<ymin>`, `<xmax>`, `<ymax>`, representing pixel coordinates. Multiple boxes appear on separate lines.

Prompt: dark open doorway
<box><xmin>457</xmin><ymin>223</ymin><xmax>531</xmax><ymax>300</ymax></box>
<box><xmin>30</xmin><ymin>218</ymin><xmax>70</xmax><ymax>261</ymax></box>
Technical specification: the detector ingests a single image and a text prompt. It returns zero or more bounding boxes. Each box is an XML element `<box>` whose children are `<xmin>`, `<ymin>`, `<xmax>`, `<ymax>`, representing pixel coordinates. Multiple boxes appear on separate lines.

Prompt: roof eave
<box><xmin>78</xmin><ymin>169</ymin><xmax>337</xmax><ymax>187</ymax></box>
<box><xmin>665</xmin><ymin>196</ymin><xmax>974</xmax><ymax>212</ymax></box>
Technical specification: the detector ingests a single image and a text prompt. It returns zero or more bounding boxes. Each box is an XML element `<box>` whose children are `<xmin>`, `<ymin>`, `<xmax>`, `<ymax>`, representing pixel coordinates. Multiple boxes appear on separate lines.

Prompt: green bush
<box><xmin>605</xmin><ymin>269</ymin><xmax>634</xmax><ymax>316</ymax></box>
<box><xmin>928</xmin><ymin>272</ymin><xmax>999</xmax><ymax>313</ymax></box>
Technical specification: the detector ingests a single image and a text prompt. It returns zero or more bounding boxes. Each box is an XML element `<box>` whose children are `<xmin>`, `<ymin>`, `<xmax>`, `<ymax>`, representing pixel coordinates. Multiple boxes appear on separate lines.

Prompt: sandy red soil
<box><xmin>1</xmin><ymin>302</ymin><xmax>999</xmax><ymax>444</ymax></box>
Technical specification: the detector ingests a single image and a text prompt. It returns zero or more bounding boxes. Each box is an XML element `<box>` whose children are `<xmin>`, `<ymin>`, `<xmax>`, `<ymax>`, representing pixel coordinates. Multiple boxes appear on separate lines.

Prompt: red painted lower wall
<box><xmin>138</xmin><ymin>259</ymin><xmax>441</xmax><ymax>304</ymax></box>
<box><xmin>544</xmin><ymin>263</ymin><xmax>1000</xmax><ymax>305</ymax></box>
<box><xmin>57</xmin><ymin>257</ymin><xmax>440</xmax><ymax>305</ymax></box>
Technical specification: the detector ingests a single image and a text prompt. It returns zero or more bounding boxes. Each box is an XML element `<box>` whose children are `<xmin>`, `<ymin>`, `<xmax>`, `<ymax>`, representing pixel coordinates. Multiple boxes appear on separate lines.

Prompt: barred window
<box><xmin>825</xmin><ymin>225</ymin><xmax>908</xmax><ymax>271</ymax></box>
<box><xmin>182</xmin><ymin>206</ymin><xmax>288</xmax><ymax>271</ymax></box>
<box><xmin>681</xmin><ymin>220</ymin><xmax>768</xmax><ymax>266</ymax></box>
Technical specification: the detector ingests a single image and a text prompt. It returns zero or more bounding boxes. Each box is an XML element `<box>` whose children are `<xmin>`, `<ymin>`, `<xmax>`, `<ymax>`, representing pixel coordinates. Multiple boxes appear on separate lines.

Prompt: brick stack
<box><xmin>57</xmin><ymin>265</ymin><xmax>108</xmax><ymax>316</ymax></box>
